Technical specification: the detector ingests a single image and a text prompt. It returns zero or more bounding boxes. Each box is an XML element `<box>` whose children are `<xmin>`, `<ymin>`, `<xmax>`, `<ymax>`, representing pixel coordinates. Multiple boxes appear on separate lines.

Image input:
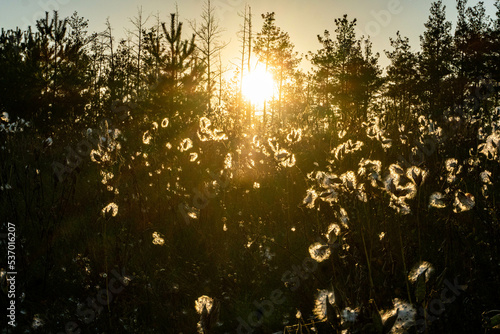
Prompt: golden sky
<box><xmin>1</xmin><ymin>0</ymin><xmax>497</xmax><ymax>71</ymax></box>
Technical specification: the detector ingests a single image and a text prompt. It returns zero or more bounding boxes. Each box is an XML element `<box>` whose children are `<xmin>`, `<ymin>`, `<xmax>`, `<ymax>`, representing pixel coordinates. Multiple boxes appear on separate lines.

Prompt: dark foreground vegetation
<box><xmin>1</xmin><ymin>0</ymin><xmax>500</xmax><ymax>332</ymax></box>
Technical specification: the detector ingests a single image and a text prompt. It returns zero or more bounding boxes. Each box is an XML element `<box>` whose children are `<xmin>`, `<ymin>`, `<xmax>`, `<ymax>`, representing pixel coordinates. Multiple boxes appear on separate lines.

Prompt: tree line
<box><xmin>0</xmin><ymin>1</ymin><xmax>498</xmax><ymax>135</ymax></box>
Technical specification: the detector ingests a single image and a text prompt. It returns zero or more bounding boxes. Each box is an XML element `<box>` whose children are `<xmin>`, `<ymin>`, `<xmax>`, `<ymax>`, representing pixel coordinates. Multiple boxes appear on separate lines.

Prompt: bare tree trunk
<box><xmin>218</xmin><ymin>51</ymin><xmax>222</xmax><ymax>107</ymax></box>
<box><xmin>278</xmin><ymin>61</ymin><xmax>283</xmax><ymax>124</ymax></box>
<box><xmin>128</xmin><ymin>7</ymin><xmax>148</xmax><ymax>97</ymax></box>
<box><xmin>104</xmin><ymin>19</ymin><xmax>115</xmax><ymax>101</ymax></box>
<box><xmin>239</xmin><ymin>6</ymin><xmax>247</xmax><ymax>122</ymax></box>
<box><xmin>247</xmin><ymin>7</ymin><xmax>252</xmax><ymax>124</ymax></box>
<box><xmin>190</xmin><ymin>0</ymin><xmax>228</xmax><ymax>115</ymax></box>
<box><xmin>247</xmin><ymin>6</ymin><xmax>252</xmax><ymax>73</ymax></box>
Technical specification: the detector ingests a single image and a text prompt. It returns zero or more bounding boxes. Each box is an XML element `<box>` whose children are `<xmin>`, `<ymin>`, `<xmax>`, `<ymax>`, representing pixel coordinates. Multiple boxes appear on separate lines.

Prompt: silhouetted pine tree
<box><xmin>308</xmin><ymin>29</ymin><xmax>336</xmax><ymax>126</ymax></box>
<box><xmin>385</xmin><ymin>31</ymin><xmax>419</xmax><ymax>124</ymax></box>
<box><xmin>418</xmin><ymin>0</ymin><xmax>453</xmax><ymax>119</ymax></box>
<box><xmin>253</xmin><ymin>12</ymin><xmax>281</xmax><ymax>127</ymax></box>
<box><xmin>309</xmin><ymin>15</ymin><xmax>381</xmax><ymax>128</ymax></box>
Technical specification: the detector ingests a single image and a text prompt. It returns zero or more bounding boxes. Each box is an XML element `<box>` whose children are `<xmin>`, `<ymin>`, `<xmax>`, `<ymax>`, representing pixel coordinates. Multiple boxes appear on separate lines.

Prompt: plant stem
<box><xmin>104</xmin><ymin>219</ymin><xmax>111</xmax><ymax>312</ymax></box>
<box><xmin>361</xmin><ymin>227</ymin><xmax>375</xmax><ymax>293</ymax></box>
<box><xmin>398</xmin><ymin>221</ymin><xmax>413</xmax><ymax>304</ymax></box>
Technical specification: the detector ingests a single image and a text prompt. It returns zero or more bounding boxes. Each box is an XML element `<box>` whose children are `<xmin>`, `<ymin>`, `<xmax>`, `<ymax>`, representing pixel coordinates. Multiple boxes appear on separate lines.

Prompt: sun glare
<box><xmin>242</xmin><ymin>66</ymin><xmax>275</xmax><ymax>105</ymax></box>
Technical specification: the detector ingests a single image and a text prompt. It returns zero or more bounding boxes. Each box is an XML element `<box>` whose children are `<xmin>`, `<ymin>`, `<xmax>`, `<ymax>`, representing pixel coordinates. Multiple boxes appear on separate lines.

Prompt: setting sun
<box><xmin>242</xmin><ymin>66</ymin><xmax>275</xmax><ymax>105</ymax></box>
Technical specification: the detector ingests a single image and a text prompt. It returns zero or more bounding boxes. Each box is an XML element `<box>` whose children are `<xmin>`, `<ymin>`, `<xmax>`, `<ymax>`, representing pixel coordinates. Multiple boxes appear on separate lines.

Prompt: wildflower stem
<box><xmin>286</xmin><ymin>169</ymin><xmax>291</xmax><ymax>249</ymax></box>
<box><xmin>104</xmin><ymin>219</ymin><xmax>111</xmax><ymax>313</ymax></box>
<box><xmin>417</xmin><ymin>191</ymin><xmax>422</xmax><ymax>262</ymax></box>
<box><xmin>362</xmin><ymin>202</ymin><xmax>374</xmax><ymax>293</ymax></box>
<box><xmin>361</xmin><ymin>227</ymin><xmax>374</xmax><ymax>292</ymax></box>
<box><xmin>398</xmin><ymin>221</ymin><xmax>413</xmax><ymax>304</ymax></box>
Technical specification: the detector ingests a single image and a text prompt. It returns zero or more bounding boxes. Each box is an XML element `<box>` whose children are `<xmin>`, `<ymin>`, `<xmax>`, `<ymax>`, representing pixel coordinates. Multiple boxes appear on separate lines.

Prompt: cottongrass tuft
<box><xmin>313</xmin><ymin>289</ymin><xmax>335</xmax><ymax>320</ymax></box>
<box><xmin>389</xmin><ymin>196</ymin><xmax>411</xmax><ymax>215</ymax></box>
<box><xmin>478</xmin><ymin>131</ymin><xmax>500</xmax><ymax>160</ymax></box>
<box><xmin>275</xmin><ymin>149</ymin><xmax>296</xmax><ymax>167</ymax></box>
<box><xmin>287</xmin><ymin>128</ymin><xmax>302</xmax><ymax>143</ymax></box>
<box><xmin>189</xmin><ymin>152</ymin><xmax>198</xmax><ymax>162</ymax></box>
<box><xmin>32</xmin><ymin>314</ymin><xmax>43</xmax><ymax>329</ymax></box>
<box><xmin>379</xmin><ymin>135</ymin><xmax>393</xmax><ymax>150</ymax></box>
<box><xmin>408</xmin><ymin>261</ymin><xmax>434</xmax><ymax>283</ymax></box>
<box><xmin>180</xmin><ymin>138</ymin><xmax>193</xmax><ymax>152</ymax></box>
<box><xmin>453</xmin><ymin>191</ymin><xmax>475</xmax><ymax>213</ymax></box>
<box><xmin>142</xmin><ymin>131</ymin><xmax>152</xmax><ymax>145</ymax></box>
<box><xmin>358</xmin><ymin>159</ymin><xmax>382</xmax><ymax>182</ymax></box>
<box><xmin>332</xmin><ymin>140</ymin><xmax>364</xmax><ymax>160</ymax></box>
<box><xmin>302</xmin><ymin>188</ymin><xmax>318</xmax><ymax>209</ymax></box>
<box><xmin>199</xmin><ymin>116</ymin><xmax>211</xmax><ymax>131</ymax></box>
<box><xmin>1</xmin><ymin>111</ymin><xmax>9</xmax><ymax>122</ymax></box>
<box><xmin>102</xmin><ymin>202</ymin><xmax>118</xmax><ymax>217</ymax></box>
<box><xmin>406</xmin><ymin>166</ymin><xmax>428</xmax><ymax>187</ymax></box>
<box><xmin>340</xmin><ymin>171</ymin><xmax>357</xmax><ymax>191</ymax></box>
<box><xmin>161</xmin><ymin>117</ymin><xmax>169</xmax><ymax>127</ymax></box>
<box><xmin>389</xmin><ymin>163</ymin><xmax>405</xmax><ymax>176</ymax></box>
<box><xmin>429</xmin><ymin>192</ymin><xmax>446</xmax><ymax>208</ymax></box>
<box><xmin>152</xmin><ymin>232</ymin><xmax>165</xmax><ymax>246</ymax></box>
<box><xmin>341</xmin><ymin>307</ymin><xmax>358</xmax><ymax>324</ymax></box>
<box><xmin>309</xmin><ymin>242</ymin><xmax>331</xmax><ymax>262</ymax></box>
<box><xmin>316</xmin><ymin>171</ymin><xmax>342</xmax><ymax>188</ymax></box>
<box><xmin>480</xmin><ymin>170</ymin><xmax>492</xmax><ymax>184</ymax></box>
<box><xmin>224</xmin><ymin>153</ymin><xmax>232</xmax><ymax>169</ymax></box>
<box><xmin>445</xmin><ymin>158</ymin><xmax>461</xmax><ymax>183</ymax></box>
<box><xmin>326</xmin><ymin>223</ymin><xmax>341</xmax><ymax>243</ymax></box>
<box><xmin>195</xmin><ymin>295</ymin><xmax>219</xmax><ymax>334</ymax></box>
<box><xmin>90</xmin><ymin>149</ymin><xmax>110</xmax><ymax>163</ymax></box>
<box><xmin>338</xmin><ymin>207</ymin><xmax>349</xmax><ymax>228</ymax></box>
<box><xmin>381</xmin><ymin>298</ymin><xmax>416</xmax><ymax>333</ymax></box>
<box><xmin>195</xmin><ymin>295</ymin><xmax>214</xmax><ymax>314</ymax></box>
<box><xmin>357</xmin><ymin>183</ymin><xmax>368</xmax><ymax>202</ymax></box>
<box><xmin>319</xmin><ymin>187</ymin><xmax>339</xmax><ymax>203</ymax></box>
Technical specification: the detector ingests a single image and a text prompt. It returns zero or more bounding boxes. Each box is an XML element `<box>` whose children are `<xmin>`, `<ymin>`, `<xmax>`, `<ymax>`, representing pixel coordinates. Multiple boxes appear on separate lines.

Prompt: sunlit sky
<box><xmin>1</xmin><ymin>0</ymin><xmax>497</xmax><ymax>71</ymax></box>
